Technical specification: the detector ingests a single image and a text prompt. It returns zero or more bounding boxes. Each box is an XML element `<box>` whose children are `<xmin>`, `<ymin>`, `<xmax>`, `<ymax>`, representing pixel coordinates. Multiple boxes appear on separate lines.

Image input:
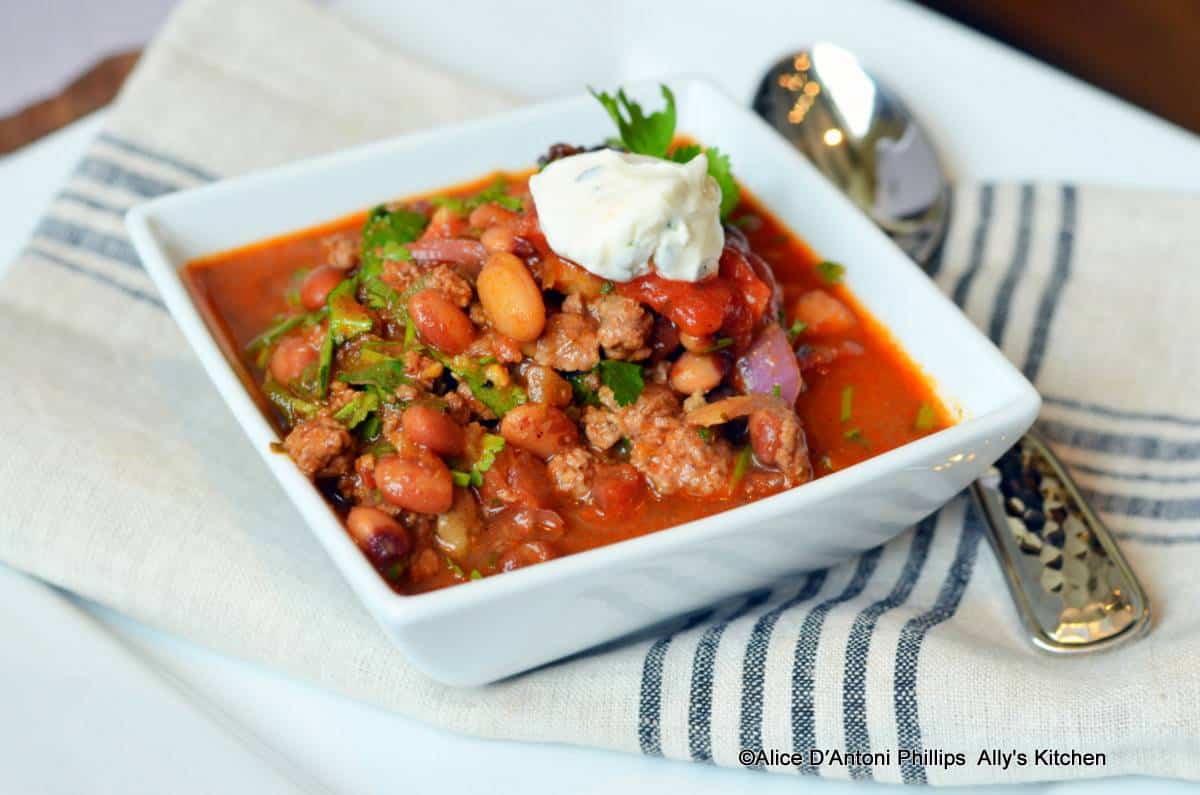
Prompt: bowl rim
<box><xmin>126</xmin><ymin>75</ymin><xmax>1041</xmax><ymax>626</ymax></box>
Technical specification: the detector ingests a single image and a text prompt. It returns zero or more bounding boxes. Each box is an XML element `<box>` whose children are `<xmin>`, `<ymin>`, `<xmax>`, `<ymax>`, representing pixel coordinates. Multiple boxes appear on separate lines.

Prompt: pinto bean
<box><xmin>480</xmin><ymin>448</ymin><xmax>556</xmax><ymax>508</ymax></box>
<box><xmin>480</xmin><ymin>225</ymin><xmax>516</xmax><ymax>254</ymax></box>
<box><xmin>679</xmin><ymin>332</ymin><xmax>715</xmax><ymax>352</ymax></box>
<box><xmin>300</xmin><ymin>266</ymin><xmax>344</xmax><ymax>310</ymax></box>
<box><xmin>375</xmin><ymin>453</ymin><xmax>454</xmax><ymax>514</ymax></box>
<box><xmin>469</xmin><ymin>203</ymin><xmax>519</xmax><ymax>229</ymax></box>
<box><xmin>408</xmin><ymin>288</ymin><xmax>475</xmax><ymax>355</ymax></box>
<box><xmin>477</xmin><ymin>252</ymin><xmax>546</xmax><ymax>342</ymax></box>
<box><xmin>499</xmin><ymin>403</ymin><xmax>579</xmax><ymax>459</ymax></box>
<box><xmin>669</xmin><ymin>352</ymin><xmax>726</xmax><ymax>395</ymax></box>
<box><xmin>791</xmin><ymin>290</ymin><xmax>856</xmax><ymax>336</ymax></box>
<box><xmin>269</xmin><ymin>334</ymin><xmax>318</xmax><ymax>384</ymax></box>
<box><xmin>402</xmin><ymin>403</ymin><xmax>466</xmax><ymax>456</ymax></box>
<box><xmin>346</xmin><ymin>506</ymin><xmax>411</xmax><ymax>567</ymax></box>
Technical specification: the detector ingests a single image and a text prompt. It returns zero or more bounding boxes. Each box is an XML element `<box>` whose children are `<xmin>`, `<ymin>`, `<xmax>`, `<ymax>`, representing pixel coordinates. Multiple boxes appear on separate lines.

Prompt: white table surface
<box><xmin>2</xmin><ymin>1</ymin><xmax>1199</xmax><ymax>792</ymax></box>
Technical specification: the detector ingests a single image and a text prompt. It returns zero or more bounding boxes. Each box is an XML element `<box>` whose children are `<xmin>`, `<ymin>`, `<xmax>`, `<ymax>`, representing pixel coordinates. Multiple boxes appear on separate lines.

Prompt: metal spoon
<box><xmin>753</xmin><ymin>43</ymin><xmax>1150</xmax><ymax>653</ymax></box>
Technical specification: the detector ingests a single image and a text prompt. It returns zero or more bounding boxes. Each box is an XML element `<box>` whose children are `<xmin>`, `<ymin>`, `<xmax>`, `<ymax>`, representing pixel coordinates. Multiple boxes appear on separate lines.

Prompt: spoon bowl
<box><xmin>753</xmin><ymin>43</ymin><xmax>950</xmax><ymax>266</ymax></box>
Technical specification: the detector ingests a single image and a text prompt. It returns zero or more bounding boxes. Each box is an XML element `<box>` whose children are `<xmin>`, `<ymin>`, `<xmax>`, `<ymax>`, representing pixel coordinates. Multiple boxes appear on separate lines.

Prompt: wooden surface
<box><xmin>1</xmin><ymin>4</ymin><xmax>1198</xmax><ymax>154</ymax></box>
<box><xmin>0</xmin><ymin>50</ymin><xmax>139</xmax><ymax>155</ymax></box>
<box><xmin>914</xmin><ymin>0</ymin><xmax>1200</xmax><ymax>134</ymax></box>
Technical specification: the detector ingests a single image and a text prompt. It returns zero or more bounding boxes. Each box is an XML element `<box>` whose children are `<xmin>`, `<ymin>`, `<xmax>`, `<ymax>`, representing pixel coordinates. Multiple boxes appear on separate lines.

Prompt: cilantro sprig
<box><xmin>590</xmin><ymin>84</ymin><xmax>740</xmax><ymax>220</ymax></box>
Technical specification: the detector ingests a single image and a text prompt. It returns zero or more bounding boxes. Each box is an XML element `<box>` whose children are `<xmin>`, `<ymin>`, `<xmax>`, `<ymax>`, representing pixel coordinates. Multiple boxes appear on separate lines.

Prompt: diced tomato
<box><xmin>617</xmin><ymin>273</ymin><xmax>730</xmax><ymax>337</ymax></box>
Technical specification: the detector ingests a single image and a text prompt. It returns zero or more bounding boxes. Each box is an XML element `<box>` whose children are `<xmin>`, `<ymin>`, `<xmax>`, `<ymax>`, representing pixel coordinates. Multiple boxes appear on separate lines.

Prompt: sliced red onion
<box><xmin>408</xmin><ymin>238</ymin><xmax>487</xmax><ymax>268</ymax></box>
<box><xmin>735</xmin><ymin>323</ymin><xmax>803</xmax><ymax>405</ymax></box>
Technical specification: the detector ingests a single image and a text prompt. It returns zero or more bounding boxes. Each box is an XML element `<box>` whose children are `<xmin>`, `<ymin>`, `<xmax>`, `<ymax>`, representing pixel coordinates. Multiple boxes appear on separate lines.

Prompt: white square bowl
<box><xmin>127</xmin><ymin>77</ymin><xmax>1039</xmax><ymax>686</ymax></box>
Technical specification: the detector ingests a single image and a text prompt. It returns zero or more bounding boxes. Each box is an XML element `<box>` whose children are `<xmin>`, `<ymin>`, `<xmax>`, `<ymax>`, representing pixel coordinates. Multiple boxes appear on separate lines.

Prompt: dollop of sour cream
<box><xmin>529</xmin><ymin>149</ymin><xmax>724</xmax><ymax>283</ymax></box>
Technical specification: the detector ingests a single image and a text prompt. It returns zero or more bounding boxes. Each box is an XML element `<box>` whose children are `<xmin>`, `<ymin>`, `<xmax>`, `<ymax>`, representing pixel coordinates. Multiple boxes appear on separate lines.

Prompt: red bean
<box><xmin>269</xmin><ymin>335</ymin><xmax>318</xmax><ymax>384</ymax></box>
<box><xmin>375</xmin><ymin>454</ymin><xmax>454</xmax><ymax>514</ymax></box>
<box><xmin>591</xmin><ymin>463</ymin><xmax>645</xmax><ymax>519</ymax></box>
<box><xmin>346</xmin><ymin>506</ymin><xmax>410</xmax><ymax>567</ymax></box>
<box><xmin>300</xmin><ymin>265</ymin><xmax>344</xmax><ymax>310</ymax></box>
<box><xmin>402</xmin><ymin>403</ymin><xmax>466</xmax><ymax>457</ymax></box>
<box><xmin>748</xmin><ymin>410</ymin><xmax>784</xmax><ymax>463</ymax></box>
<box><xmin>480</xmin><ymin>448</ymin><xmax>556</xmax><ymax>509</ymax></box>
<box><xmin>499</xmin><ymin>403</ymin><xmax>579</xmax><ymax>459</ymax></box>
<box><xmin>408</xmin><ymin>288</ymin><xmax>476</xmax><ymax>354</ymax></box>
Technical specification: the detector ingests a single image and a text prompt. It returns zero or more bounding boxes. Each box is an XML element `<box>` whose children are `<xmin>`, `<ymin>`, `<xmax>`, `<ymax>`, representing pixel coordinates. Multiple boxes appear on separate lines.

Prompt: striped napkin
<box><xmin>2</xmin><ymin>0</ymin><xmax>1199</xmax><ymax>785</ymax></box>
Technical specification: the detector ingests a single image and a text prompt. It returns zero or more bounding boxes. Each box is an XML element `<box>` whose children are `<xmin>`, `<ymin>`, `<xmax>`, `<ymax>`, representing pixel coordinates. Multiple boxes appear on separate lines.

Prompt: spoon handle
<box><xmin>970</xmin><ymin>430</ymin><xmax>1150</xmax><ymax>652</ymax></box>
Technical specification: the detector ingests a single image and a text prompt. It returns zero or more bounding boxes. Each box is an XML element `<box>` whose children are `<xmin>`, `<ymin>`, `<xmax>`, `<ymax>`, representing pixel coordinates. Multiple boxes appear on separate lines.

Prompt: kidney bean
<box><xmin>402</xmin><ymin>403</ymin><xmax>466</xmax><ymax>456</ymax></box>
<box><xmin>300</xmin><ymin>265</ymin><xmax>344</xmax><ymax>310</ymax></box>
<box><xmin>375</xmin><ymin>453</ymin><xmax>454</xmax><ymax>514</ymax></box>
<box><xmin>499</xmin><ymin>403</ymin><xmax>579</xmax><ymax>459</ymax></box>
<box><xmin>477</xmin><ymin>252</ymin><xmax>546</xmax><ymax>342</ymax></box>
<box><xmin>408</xmin><ymin>288</ymin><xmax>475</xmax><ymax>355</ymax></box>
<box><xmin>268</xmin><ymin>334</ymin><xmax>318</xmax><ymax>384</ymax></box>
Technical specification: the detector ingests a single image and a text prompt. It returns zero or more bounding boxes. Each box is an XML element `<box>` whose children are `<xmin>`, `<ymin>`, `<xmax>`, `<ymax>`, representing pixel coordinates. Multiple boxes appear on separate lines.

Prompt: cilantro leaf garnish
<box><xmin>816</xmin><ymin>260</ymin><xmax>846</xmax><ymax>284</ymax></box>
<box><xmin>701</xmin><ymin>147</ymin><xmax>739</xmax><ymax>220</ymax></box>
<box><xmin>840</xmin><ymin>385</ymin><xmax>855</xmax><ymax>423</ymax></box>
<box><xmin>589</xmin><ymin>84</ymin><xmax>740</xmax><ymax>220</ymax></box>
<box><xmin>597</xmin><ymin>360</ymin><xmax>644</xmax><ymax>407</ymax></box>
<box><xmin>357</xmin><ymin>204</ymin><xmax>427</xmax><ymax>309</ymax></box>
<box><xmin>787</xmin><ymin>319</ymin><xmax>808</xmax><ymax>341</ymax></box>
<box><xmin>590</xmin><ymin>85</ymin><xmax>677</xmax><ymax>158</ymax></box>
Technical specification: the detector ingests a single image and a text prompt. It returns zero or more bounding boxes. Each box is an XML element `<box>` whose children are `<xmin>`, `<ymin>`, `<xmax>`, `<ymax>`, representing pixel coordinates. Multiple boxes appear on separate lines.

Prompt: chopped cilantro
<box><xmin>590</xmin><ymin>85</ymin><xmax>677</xmax><ymax>158</ymax></box>
<box><xmin>697</xmin><ymin>427</ymin><xmax>713</xmax><ymax>442</ymax></box>
<box><xmin>431</xmin><ymin>176</ymin><xmax>523</xmax><ymax>215</ymax></box>
<box><xmin>328</xmin><ymin>280</ymin><xmax>373</xmax><ymax>344</ymax></box>
<box><xmin>446</xmin><ymin>558</ymin><xmax>465</xmax><ymax>578</ymax></box>
<box><xmin>358</xmin><ymin>412</ymin><xmax>383</xmax><ymax>441</ymax></box>
<box><xmin>263</xmin><ymin>378</ymin><xmax>320</xmax><ymax>425</ymax></box>
<box><xmin>332</xmin><ymin>390</ymin><xmax>379</xmax><ymax>430</ymax></box>
<box><xmin>816</xmin><ymin>260</ymin><xmax>846</xmax><ymax>284</ymax></box>
<box><xmin>357</xmin><ymin>205</ymin><xmax>426</xmax><ymax>315</ymax></box>
<box><xmin>455</xmin><ymin>433</ymin><xmax>507</xmax><ymax>487</ymax></box>
<box><xmin>771</xmin><ymin>384</ymin><xmax>782</xmax><ymax>398</ymax></box>
<box><xmin>597</xmin><ymin>360</ymin><xmax>645</xmax><ymax>407</ymax></box>
<box><xmin>702</xmin><ymin>336</ymin><xmax>734</xmax><ymax>352</ymax></box>
<box><xmin>315</xmin><ymin>323</ymin><xmax>335</xmax><ymax>397</ymax></box>
<box><xmin>433</xmin><ymin>353</ymin><xmax>527</xmax><ymax>417</ymax></box>
<box><xmin>731</xmin><ymin>445</ymin><xmax>752</xmax><ymax>488</ymax></box>
<box><xmin>469</xmin><ymin>569</ymin><xmax>483</xmax><ymax>581</ymax></box>
<box><xmin>567</xmin><ymin>372</ymin><xmax>601</xmax><ymax>407</ymax></box>
<box><xmin>246</xmin><ymin>308</ymin><xmax>325</xmax><ymax>365</ymax></box>
<box><xmin>337</xmin><ymin>349</ymin><xmax>412</xmax><ymax>393</ymax></box>
<box><xmin>843</xmin><ymin>427</ymin><xmax>868</xmax><ymax>446</ymax></box>
<box><xmin>840</xmin><ymin>385</ymin><xmax>855</xmax><ymax>423</ymax></box>
<box><xmin>915</xmin><ymin>402</ymin><xmax>938</xmax><ymax>431</ymax></box>
<box><xmin>600</xmin><ymin>280</ymin><xmax>615</xmax><ymax>294</ymax></box>
<box><xmin>787</xmin><ymin>320</ymin><xmax>808</xmax><ymax>341</ymax></box>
